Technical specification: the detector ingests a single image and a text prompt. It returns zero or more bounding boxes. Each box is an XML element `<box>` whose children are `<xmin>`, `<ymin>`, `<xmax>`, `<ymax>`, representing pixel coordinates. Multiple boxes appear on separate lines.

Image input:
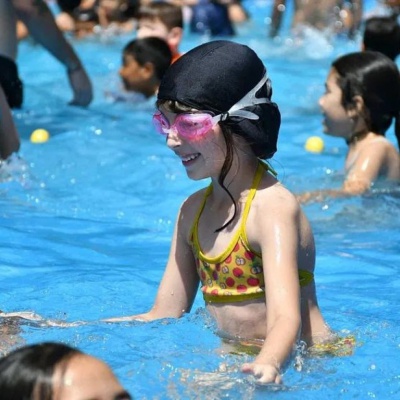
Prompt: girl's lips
<box><xmin>180</xmin><ymin>153</ymin><xmax>200</xmax><ymax>166</ymax></box>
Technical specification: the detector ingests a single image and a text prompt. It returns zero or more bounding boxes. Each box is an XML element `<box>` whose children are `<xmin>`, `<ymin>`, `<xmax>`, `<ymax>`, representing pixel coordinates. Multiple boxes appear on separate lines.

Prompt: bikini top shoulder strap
<box><xmin>190</xmin><ymin>185</ymin><xmax>212</xmax><ymax>247</ymax></box>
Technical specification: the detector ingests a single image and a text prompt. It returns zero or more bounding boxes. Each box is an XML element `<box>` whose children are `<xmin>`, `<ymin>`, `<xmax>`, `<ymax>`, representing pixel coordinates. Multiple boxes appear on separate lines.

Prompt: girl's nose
<box><xmin>166</xmin><ymin>129</ymin><xmax>182</xmax><ymax>148</ymax></box>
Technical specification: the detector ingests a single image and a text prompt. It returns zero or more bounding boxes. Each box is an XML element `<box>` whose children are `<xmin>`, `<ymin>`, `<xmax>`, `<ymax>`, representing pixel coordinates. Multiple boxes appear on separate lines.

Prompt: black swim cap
<box><xmin>157</xmin><ymin>40</ymin><xmax>281</xmax><ymax>159</ymax></box>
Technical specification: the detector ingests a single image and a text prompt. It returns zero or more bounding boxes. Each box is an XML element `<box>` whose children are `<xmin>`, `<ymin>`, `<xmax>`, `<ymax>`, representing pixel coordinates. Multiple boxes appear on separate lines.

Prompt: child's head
<box><xmin>363</xmin><ymin>16</ymin><xmax>400</xmax><ymax>60</ymax></box>
<box><xmin>155</xmin><ymin>40</ymin><xmax>280</xmax><ymax>231</ymax></box>
<box><xmin>119</xmin><ymin>37</ymin><xmax>172</xmax><ymax>97</ymax></box>
<box><xmin>0</xmin><ymin>342</ymin><xmax>131</xmax><ymax>400</ymax></box>
<box><xmin>136</xmin><ymin>2</ymin><xmax>183</xmax><ymax>54</ymax></box>
<box><xmin>156</xmin><ymin>40</ymin><xmax>281</xmax><ymax>161</ymax></box>
<box><xmin>320</xmin><ymin>51</ymin><xmax>400</xmax><ymax>146</ymax></box>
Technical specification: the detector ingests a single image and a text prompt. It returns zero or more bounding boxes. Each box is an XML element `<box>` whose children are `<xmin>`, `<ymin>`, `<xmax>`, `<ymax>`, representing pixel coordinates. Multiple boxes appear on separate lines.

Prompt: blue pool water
<box><xmin>1</xmin><ymin>1</ymin><xmax>400</xmax><ymax>399</ymax></box>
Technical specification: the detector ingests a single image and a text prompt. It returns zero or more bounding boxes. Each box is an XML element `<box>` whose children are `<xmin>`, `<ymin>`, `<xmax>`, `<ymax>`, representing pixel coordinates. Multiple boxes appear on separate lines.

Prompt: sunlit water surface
<box><xmin>0</xmin><ymin>1</ymin><xmax>399</xmax><ymax>399</ymax></box>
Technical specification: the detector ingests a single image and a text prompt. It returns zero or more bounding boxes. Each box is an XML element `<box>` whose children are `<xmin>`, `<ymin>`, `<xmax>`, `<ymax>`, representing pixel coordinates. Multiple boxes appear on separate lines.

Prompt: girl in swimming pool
<box><xmin>106</xmin><ymin>40</ymin><xmax>333</xmax><ymax>384</ymax></box>
<box><xmin>298</xmin><ymin>51</ymin><xmax>400</xmax><ymax>203</ymax></box>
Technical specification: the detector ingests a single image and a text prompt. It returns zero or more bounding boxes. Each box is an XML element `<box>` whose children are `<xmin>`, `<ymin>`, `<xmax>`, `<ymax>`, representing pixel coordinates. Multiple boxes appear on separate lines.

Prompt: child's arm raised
<box><xmin>104</xmin><ymin>202</ymin><xmax>200</xmax><ymax>322</ymax></box>
<box><xmin>242</xmin><ymin>188</ymin><xmax>302</xmax><ymax>384</ymax></box>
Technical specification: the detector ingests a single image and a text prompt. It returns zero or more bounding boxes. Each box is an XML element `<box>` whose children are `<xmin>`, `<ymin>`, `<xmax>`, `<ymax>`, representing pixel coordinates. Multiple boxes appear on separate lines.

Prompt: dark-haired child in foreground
<box><xmin>0</xmin><ymin>342</ymin><xmax>132</xmax><ymax>400</ymax></box>
<box><xmin>105</xmin><ymin>40</ymin><xmax>333</xmax><ymax>384</ymax></box>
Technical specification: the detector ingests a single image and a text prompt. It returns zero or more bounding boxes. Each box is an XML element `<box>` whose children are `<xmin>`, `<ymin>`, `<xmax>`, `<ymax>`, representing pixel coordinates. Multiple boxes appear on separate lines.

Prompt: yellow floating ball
<box><xmin>30</xmin><ymin>129</ymin><xmax>50</xmax><ymax>144</ymax></box>
<box><xmin>305</xmin><ymin>136</ymin><xmax>324</xmax><ymax>153</ymax></box>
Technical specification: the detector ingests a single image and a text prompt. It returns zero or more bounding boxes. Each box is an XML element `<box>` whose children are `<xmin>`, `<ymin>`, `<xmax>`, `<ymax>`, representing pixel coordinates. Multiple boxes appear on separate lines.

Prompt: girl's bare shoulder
<box><xmin>255</xmin><ymin>177</ymin><xmax>301</xmax><ymax>218</ymax></box>
<box><xmin>177</xmin><ymin>187</ymin><xmax>209</xmax><ymax>229</ymax></box>
<box><xmin>181</xmin><ymin>187</ymin><xmax>208</xmax><ymax>210</ymax></box>
<box><xmin>359</xmin><ymin>136</ymin><xmax>397</xmax><ymax>157</ymax></box>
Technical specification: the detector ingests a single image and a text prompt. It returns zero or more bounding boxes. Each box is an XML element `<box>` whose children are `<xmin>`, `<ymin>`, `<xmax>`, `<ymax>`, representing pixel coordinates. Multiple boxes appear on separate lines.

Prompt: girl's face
<box><xmin>52</xmin><ymin>354</ymin><xmax>131</xmax><ymax>400</ymax></box>
<box><xmin>319</xmin><ymin>68</ymin><xmax>354</xmax><ymax>140</ymax></box>
<box><xmin>157</xmin><ymin>107</ymin><xmax>227</xmax><ymax>181</ymax></box>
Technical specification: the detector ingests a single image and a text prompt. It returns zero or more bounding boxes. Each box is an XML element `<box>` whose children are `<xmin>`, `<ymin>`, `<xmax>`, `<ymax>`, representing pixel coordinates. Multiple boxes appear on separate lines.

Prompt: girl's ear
<box><xmin>347</xmin><ymin>95</ymin><xmax>365</xmax><ymax>118</ymax></box>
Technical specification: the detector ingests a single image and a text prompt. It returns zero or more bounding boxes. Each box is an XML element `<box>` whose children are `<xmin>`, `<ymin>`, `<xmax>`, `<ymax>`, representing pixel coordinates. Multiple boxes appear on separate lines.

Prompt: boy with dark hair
<box><xmin>136</xmin><ymin>2</ymin><xmax>184</xmax><ymax>63</ymax></box>
<box><xmin>363</xmin><ymin>16</ymin><xmax>400</xmax><ymax>61</ymax></box>
<box><xmin>117</xmin><ymin>36</ymin><xmax>172</xmax><ymax>100</ymax></box>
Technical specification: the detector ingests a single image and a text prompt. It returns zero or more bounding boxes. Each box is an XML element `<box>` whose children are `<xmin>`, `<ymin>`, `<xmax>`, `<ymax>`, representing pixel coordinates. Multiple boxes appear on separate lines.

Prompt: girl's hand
<box><xmin>241</xmin><ymin>362</ymin><xmax>282</xmax><ymax>384</ymax></box>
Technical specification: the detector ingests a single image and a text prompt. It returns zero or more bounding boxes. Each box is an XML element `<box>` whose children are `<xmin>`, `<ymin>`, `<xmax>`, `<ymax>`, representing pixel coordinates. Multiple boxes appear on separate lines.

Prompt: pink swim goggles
<box><xmin>152</xmin><ymin>74</ymin><xmax>270</xmax><ymax>140</ymax></box>
<box><xmin>152</xmin><ymin>111</ymin><xmax>221</xmax><ymax>140</ymax></box>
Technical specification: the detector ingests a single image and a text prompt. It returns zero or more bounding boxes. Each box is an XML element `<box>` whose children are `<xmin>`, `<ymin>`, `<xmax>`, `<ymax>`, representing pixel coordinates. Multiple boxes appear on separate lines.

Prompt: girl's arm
<box><xmin>297</xmin><ymin>143</ymin><xmax>388</xmax><ymax>204</ymax></box>
<box><xmin>104</xmin><ymin>203</ymin><xmax>200</xmax><ymax>322</ymax></box>
<box><xmin>12</xmin><ymin>0</ymin><xmax>93</xmax><ymax>106</ymax></box>
<box><xmin>344</xmin><ymin>144</ymin><xmax>387</xmax><ymax>191</ymax></box>
<box><xmin>269</xmin><ymin>0</ymin><xmax>286</xmax><ymax>37</ymax></box>
<box><xmin>242</xmin><ymin>190</ymin><xmax>301</xmax><ymax>383</ymax></box>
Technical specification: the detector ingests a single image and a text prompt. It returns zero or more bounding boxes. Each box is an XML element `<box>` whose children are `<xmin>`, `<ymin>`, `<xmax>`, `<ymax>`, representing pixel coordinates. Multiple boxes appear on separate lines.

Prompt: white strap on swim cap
<box><xmin>224</xmin><ymin>74</ymin><xmax>269</xmax><ymax>121</ymax></box>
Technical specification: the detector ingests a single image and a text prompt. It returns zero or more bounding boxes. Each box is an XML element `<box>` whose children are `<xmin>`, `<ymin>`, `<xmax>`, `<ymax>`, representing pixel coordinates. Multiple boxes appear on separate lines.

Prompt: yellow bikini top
<box><xmin>190</xmin><ymin>162</ymin><xmax>313</xmax><ymax>304</ymax></box>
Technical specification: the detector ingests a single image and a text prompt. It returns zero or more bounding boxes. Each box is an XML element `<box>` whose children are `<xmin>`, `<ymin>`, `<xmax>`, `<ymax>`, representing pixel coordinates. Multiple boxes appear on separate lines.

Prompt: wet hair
<box><xmin>138</xmin><ymin>1</ymin><xmax>183</xmax><ymax>30</ymax></box>
<box><xmin>363</xmin><ymin>16</ymin><xmax>400</xmax><ymax>60</ymax></box>
<box><xmin>157</xmin><ymin>41</ymin><xmax>281</xmax><ymax>231</ymax></box>
<box><xmin>332</xmin><ymin>51</ymin><xmax>400</xmax><ymax>149</ymax></box>
<box><xmin>0</xmin><ymin>342</ymin><xmax>81</xmax><ymax>400</ymax></box>
<box><xmin>123</xmin><ymin>37</ymin><xmax>172</xmax><ymax>81</ymax></box>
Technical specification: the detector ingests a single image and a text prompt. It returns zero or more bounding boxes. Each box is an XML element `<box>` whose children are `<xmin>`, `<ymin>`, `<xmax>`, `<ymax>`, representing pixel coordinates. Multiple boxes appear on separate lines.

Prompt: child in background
<box><xmin>116</xmin><ymin>36</ymin><xmax>172</xmax><ymax>101</ymax></box>
<box><xmin>298</xmin><ymin>51</ymin><xmax>400</xmax><ymax>203</ymax></box>
<box><xmin>0</xmin><ymin>342</ymin><xmax>132</xmax><ymax>400</ymax></box>
<box><xmin>105</xmin><ymin>40</ymin><xmax>333</xmax><ymax>384</ymax></box>
<box><xmin>0</xmin><ymin>0</ymin><xmax>93</xmax><ymax>162</ymax></box>
<box><xmin>269</xmin><ymin>0</ymin><xmax>363</xmax><ymax>38</ymax></box>
<box><xmin>227</xmin><ymin>0</ymin><xmax>250</xmax><ymax>24</ymax></box>
<box><xmin>136</xmin><ymin>2</ymin><xmax>184</xmax><ymax>64</ymax></box>
<box><xmin>362</xmin><ymin>16</ymin><xmax>400</xmax><ymax>61</ymax></box>
<box><xmin>188</xmin><ymin>0</ymin><xmax>235</xmax><ymax>36</ymax></box>
<box><xmin>382</xmin><ymin>0</ymin><xmax>400</xmax><ymax>16</ymax></box>
<box><xmin>55</xmin><ymin>0</ymin><xmax>138</xmax><ymax>38</ymax></box>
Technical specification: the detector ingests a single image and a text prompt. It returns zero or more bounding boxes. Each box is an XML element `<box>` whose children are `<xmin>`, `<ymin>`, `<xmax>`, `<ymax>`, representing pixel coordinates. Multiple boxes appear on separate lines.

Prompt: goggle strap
<box><xmin>229</xmin><ymin>97</ymin><xmax>269</xmax><ymax>112</ymax></box>
<box><xmin>224</xmin><ymin>74</ymin><xmax>270</xmax><ymax>120</ymax></box>
<box><xmin>228</xmin><ymin>109</ymin><xmax>260</xmax><ymax>120</ymax></box>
